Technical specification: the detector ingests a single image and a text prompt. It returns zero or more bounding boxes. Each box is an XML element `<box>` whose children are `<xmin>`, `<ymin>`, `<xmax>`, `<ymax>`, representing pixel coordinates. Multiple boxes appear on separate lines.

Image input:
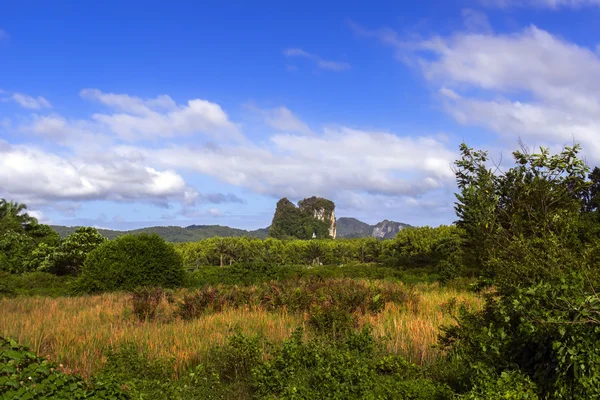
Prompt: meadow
<box><xmin>0</xmin><ymin>281</ymin><xmax>482</xmax><ymax>379</ymax></box>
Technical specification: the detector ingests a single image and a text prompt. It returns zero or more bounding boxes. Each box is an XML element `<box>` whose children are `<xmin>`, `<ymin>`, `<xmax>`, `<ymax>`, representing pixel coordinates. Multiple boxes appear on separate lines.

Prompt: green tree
<box><xmin>78</xmin><ymin>233</ymin><xmax>185</xmax><ymax>293</ymax></box>
<box><xmin>442</xmin><ymin>142</ymin><xmax>600</xmax><ymax>398</ymax></box>
<box><xmin>45</xmin><ymin>227</ymin><xmax>107</xmax><ymax>275</ymax></box>
<box><xmin>0</xmin><ymin>199</ymin><xmax>37</xmax><ymax>234</ymax></box>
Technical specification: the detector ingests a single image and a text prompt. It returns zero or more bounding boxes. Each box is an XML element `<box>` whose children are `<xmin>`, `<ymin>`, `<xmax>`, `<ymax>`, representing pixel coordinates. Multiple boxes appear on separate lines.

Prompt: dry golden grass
<box><xmin>0</xmin><ymin>283</ymin><xmax>482</xmax><ymax>378</ymax></box>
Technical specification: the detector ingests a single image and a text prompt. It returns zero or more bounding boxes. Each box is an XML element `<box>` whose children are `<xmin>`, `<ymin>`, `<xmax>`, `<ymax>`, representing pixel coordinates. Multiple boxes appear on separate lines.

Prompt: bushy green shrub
<box><xmin>441</xmin><ymin>275</ymin><xmax>600</xmax><ymax>398</ymax></box>
<box><xmin>253</xmin><ymin>327</ymin><xmax>454</xmax><ymax>399</ymax></box>
<box><xmin>0</xmin><ymin>271</ymin><xmax>75</xmax><ymax>297</ymax></box>
<box><xmin>0</xmin><ymin>336</ymin><xmax>128</xmax><ymax>399</ymax></box>
<box><xmin>77</xmin><ymin>233</ymin><xmax>185</xmax><ymax>293</ymax></box>
<box><xmin>463</xmin><ymin>371</ymin><xmax>539</xmax><ymax>399</ymax></box>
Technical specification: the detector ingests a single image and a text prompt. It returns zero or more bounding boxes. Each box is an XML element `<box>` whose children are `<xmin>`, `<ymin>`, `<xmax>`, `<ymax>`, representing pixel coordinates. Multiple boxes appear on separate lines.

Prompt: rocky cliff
<box><xmin>269</xmin><ymin>196</ymin><xmax>336</xmax><ymax>239</ymax></box>
<box><xmin>337</xmin><ymin>218</ymin><xmax>411</xmax><ymax>239</ymax></box>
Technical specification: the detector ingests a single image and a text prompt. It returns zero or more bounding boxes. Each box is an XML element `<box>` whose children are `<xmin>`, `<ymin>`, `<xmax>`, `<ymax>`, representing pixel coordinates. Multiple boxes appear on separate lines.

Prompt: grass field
<box><xmin>0</xmin><ymin>282</ymin><xmax>482</xmax><ymax>379</ymax></box>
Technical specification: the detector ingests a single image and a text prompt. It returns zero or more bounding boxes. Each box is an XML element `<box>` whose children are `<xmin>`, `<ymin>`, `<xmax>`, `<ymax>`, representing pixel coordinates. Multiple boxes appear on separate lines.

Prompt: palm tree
<box><xmin>0</xmin><ymin>199</ymin><xmax>37</xmax><ymax>233</ymax></box>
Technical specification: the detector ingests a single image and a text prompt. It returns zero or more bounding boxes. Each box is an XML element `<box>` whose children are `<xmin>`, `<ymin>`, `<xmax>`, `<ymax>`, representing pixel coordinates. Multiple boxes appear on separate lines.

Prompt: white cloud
<box><xmin>283</xmin><ymin>48</ymin><xmax>351</xmax><ymax>71</ymax></box>
<box><xmin>412</xmin><ymin>25</ymin><xmax>600</xmax><ymax>160</ymax></box>
<box><xmin>482</xmin><ymin>0</ymin><xmax>600</xmax><ymax>8</ymax></box>
<box><xmin>80</xmin><ymin>88</ymin><xmax>241</xmax><ymax>141</ymax></box>
<box><xmin>0</xmin><ymin>140</ymin><xmax>198</xmax><ymax>206</ymax></box>
<box><xmin>124</xmin><ymin>126</ymin><xmax>456</xmax><ymax>200</ymax></box>
<box><xmin>12</xmin><ymin>93</ymin><xmax>52</xmax><ymax>109</ymax></box>
<box><xmin>6</xmin><ymin>88</ymin><xmax>458</xmax><ymax>219</ymax></box>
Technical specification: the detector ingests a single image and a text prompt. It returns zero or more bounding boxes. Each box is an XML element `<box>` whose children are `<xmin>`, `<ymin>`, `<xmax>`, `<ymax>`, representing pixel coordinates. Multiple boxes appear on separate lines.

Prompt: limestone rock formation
<box><xmin>269</xmin><ymin>196</ymin><xmax>336</xmax><ymax>239</ymax></box>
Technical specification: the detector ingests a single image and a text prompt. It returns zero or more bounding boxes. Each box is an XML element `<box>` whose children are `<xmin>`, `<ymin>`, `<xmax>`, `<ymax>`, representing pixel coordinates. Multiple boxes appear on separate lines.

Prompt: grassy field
<box><xmin>0</xmin><ymin>282</ymin><xmax>482</xmax><ymax>379</ymax></box>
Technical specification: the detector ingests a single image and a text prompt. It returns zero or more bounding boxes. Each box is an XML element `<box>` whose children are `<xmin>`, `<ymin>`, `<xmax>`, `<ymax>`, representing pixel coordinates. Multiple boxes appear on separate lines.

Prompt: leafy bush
<box><xmin>441</xmin><ymin>276</ymin><xmax>600</xmax><ymax>398</ymax></box>
<box><xmin>463</xmin><ymin>371</ymin><xmax>539</xmax><ymax>400</ymax></box>
<box><xmin>306</xmin><ymin>302</ymin><xmax>358</xmax><ymax>337</ymax></box>
<box><xmin>0</xmin><ymin>336</ymin><xmax>128</xmax><ymax>399</ymax></box>
<box><xmin>99</xmin><ymin>343</ymin><xmax>175</xmax><ymax>399</ymax></box>
<box><xmin>253</xmin><ymin>327</ymin><xmax>454</xmax><ymax>399</ymax></box>
<box><xmin>77</xmin><ymin>233</ymin><xmax>185</xmax><ymax>293</ymax></box>
<box><xmin>0</xmin><ymin>272</ymin><xmax>75</xmax><ymax>298</ymax></box>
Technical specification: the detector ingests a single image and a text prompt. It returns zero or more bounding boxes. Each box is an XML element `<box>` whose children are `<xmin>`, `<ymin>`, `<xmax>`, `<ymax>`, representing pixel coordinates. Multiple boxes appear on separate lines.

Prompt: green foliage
<box><xmin>0</xmin><ymin>272</ymin><xmax>76</xmax><ymax>298</ymax></box>
<box><xmin>0</xmin><ymin>231</ymin><xmax>35</xmax><ymax>274</ymax></box>
<box><xmin>176</xmin><ymin>235</ymin><xmax>462</xmax><ymax>273</ymax></box>
<box><xmin>44</xmin><ymin>227</ymin><xmax>107</xmax><ymax>276</ymax></box>
<box><xmin>253</xmin><ymin>327</ymin><xmax>454</xmax><ymax>399</ymax></box>
<box><xmin>454</xmin><ymin>143</ymin><xmax>590</xmax><ymax>285</ymax></box>
<box><xmin>0</xmin><ymin>199</ymin><xmax>37</xmax><ymax>236</ymax></box>
<box><xmin>77</xmin><ymin>233</ymin><xmax>185</xmax><ymax>293</ymax></box>
<box><xmin>269</xmin><ymin>196</ymin><xmax>334</xmax><ymax>239</ymax></box>
<box><xmin>441</xmin><ymin>276</ymin><xmax>600</xmax><ymax>398</ymax></box>
<box><xmin>0</xmin><ymin>336</ymin><xmax>128</xmax><ymax>399</ymax></box>
<box><xmin>51</xmin><ymin>224</ymin><xmax>270</xmax><ymax>242</ymax></box>
<box><xmin>186</xmin><ymin>262</ymin><xmax>407</xmax><ymax>287</ymax></box>
<box><xmin>443</xmin><ymin>142</ymin><xmax>600</xmax><ymax>398</ymax></box>
<box><xmin>463</xmin><ymin>370</ymin><xmax>539</xmax><ymax>399</ymax></box>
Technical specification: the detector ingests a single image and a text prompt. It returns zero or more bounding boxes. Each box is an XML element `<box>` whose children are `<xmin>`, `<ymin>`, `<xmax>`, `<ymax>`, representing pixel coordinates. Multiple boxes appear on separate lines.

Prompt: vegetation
<box><xmin>174</xmin><ymin>230</ymin><xmax>462</xmax><ymax>276</ymax></box>
<box><xmin>77</xmin><ymin>233</ymin><xmax>185</xmax><ymax>293</ymax></box>
<box><xmin>269</xmin><ymin>196</ymin><xmax>335</xmax><ymax>239</ymax></box>
<box><xmin>3</xmin><ymin>141</ymin><xmax>600</xmax><ymax>397</ymax></box>
<box><xmin>51</xmin><ymin>224</ymin><xmax>270</xmax><ymax>242</ymax></box>
<box><xmin>0</xmin><ymin>336</ymin><xmax>127</xmax><ymax>399</ymax></box>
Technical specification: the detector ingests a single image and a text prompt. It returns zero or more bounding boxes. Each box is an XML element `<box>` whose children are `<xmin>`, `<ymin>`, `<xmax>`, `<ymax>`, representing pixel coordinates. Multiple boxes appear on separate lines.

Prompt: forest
<box><xmin>2</xmin><ymin>142</ymin><xmax>600</xmax><ymax>399</ymax></box>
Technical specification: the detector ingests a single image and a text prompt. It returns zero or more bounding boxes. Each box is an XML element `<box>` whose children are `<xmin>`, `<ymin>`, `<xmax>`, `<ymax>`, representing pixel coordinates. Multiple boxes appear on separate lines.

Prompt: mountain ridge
<box><xmin>51</xmin><ymin>217</ymin><xmax>411</xmax><ymax>242</ymax></box>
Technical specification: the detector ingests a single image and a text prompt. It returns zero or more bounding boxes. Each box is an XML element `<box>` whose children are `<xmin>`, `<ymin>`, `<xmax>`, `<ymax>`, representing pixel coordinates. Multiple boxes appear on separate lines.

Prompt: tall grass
<box><xmin>0</xmin><ymin>282</ymin><xmax>482</xmax><ymax>378</ymax></box>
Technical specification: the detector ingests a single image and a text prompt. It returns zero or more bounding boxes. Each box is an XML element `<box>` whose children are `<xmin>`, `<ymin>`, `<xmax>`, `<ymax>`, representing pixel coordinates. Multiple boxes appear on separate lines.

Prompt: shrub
<box><xmin>0</xmin><ymin>271</ymin><xmax>75</xmax><ymax>298</ymax></box>
<box><xmin>99</xmin><ymin>343</ymin><xmax>174</xmax><ymax>399</ymax></box>
<box><xmin>306</xmin><ymin>302</ymin><xmax>358</xmax><ymax>337</ymax></box>
<box><xmin>441</xmin><ymin>275</ymin><xmax>600</xmax><ymax>398</ymax></box>
<box><xmin>131</xmin><ymin>287</ymin><xmax>170</xmax><ymax>321</ymax></box>
<box><xmin>253</xmin><ymin>327</ymin><xmax>454</xmax><ymax>399</ymax></box>
<box><xmin>78</xmin><ymin>233</ymin><xmax>185</xmax><ymax>293</ymax></box>
<box><xmin>0</xmin><ymin>336</ymin><xmax>128</xmax><ymax>399</ymax></box>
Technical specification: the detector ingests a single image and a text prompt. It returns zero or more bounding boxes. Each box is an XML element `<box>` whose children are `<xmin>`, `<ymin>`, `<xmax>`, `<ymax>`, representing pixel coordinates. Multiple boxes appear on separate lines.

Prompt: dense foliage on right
<box><xmin>443</xmin><ymin>142</ymin><xmax>600</xmax><ymax>398</ymax></box>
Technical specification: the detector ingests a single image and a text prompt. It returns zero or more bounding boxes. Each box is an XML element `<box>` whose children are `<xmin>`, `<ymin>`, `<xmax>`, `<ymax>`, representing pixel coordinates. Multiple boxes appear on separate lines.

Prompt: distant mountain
<box><xmin>335</xmin><ymin>218</ymin><xmax>372</xmax><ymax>238</ymax></box>
<box><xmin>51</xmin><ymin>224</ymin><xmax>269</xmax><ymax>242</ymax></box>
<box><xmin>336</xmin><ymin>218</ymin><xmax>412</xmax><ymax>239</ymax></box>
<box><xmin>51</xmin><ymin>218</ymin><xmax>410</xmax><ymax>243</ymax></box>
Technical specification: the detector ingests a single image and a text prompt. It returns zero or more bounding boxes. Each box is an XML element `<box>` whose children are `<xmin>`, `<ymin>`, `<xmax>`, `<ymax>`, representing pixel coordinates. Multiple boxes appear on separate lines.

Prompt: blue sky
<box><xmin>2</xmin><ymin>0</ymin><xmax>600</xmax><ymax>230</ymax></box>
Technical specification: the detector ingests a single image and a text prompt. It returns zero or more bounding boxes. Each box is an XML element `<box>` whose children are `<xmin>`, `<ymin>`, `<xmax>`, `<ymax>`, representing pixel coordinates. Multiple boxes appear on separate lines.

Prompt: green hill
<box><xmin>51</xmin><ymin>224</ymin><xmax>269</xmax><ymax>242</ymax></box>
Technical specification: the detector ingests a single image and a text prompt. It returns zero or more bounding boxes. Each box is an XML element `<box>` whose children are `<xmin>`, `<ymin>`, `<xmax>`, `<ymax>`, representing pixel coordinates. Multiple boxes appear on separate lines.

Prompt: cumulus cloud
<box><xmin>122</xmin><ymin>126</ymin><xmax>456</xmax><ymax>200</ymax></box>
<box><xmin>5</xmin><ymin>88</ymin><xmax>458</xmax><ymax>222</ymax></box>
<box><xmin>357</xmin><ymin>20</ymin><xmax>600</xmax><ymax>163</ymax></box>
<box><xmin>11</xmin><ymin>93</ymin><xmax>52</xmax><ymax>109</ymax></box>
<box><xmin>413</xmin><ymin>25</ymin><xmax>600</xmax><ymax>159</ymax></box>
<box><xmin>283</xmin><ymin>48</ymin><xmax>351</xmax><ymax>71</ymax></box>
<box><xmin>80</xmin><ymin>88</ymin><xmax>241</xmax><ymax>141</ymax></box>
<box><xmin>0</xmin><ymin>140</ymin><xmax>198</xmax><ymax>206</ymax></box>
